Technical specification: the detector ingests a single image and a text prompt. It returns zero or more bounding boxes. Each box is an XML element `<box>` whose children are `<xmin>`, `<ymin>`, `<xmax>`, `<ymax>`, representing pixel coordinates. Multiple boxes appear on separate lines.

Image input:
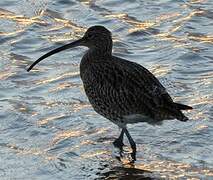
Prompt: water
<box><xmin>0</xmin><ymin>0</ymin><xmax>212</xmax><ymax>179</ymax></box>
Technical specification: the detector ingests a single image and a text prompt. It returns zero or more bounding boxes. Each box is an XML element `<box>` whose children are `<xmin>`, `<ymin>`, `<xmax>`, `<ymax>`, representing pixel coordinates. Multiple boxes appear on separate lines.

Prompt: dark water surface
<box><xmin>0</xmin><ymin>0</ymin><xmax>213</xmax><ymax>179</ymax></box>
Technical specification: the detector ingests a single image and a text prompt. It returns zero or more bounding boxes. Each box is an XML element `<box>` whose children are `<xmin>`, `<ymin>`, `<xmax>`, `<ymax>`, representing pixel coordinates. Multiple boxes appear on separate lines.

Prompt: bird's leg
<box><xmin>113</xmin><ymin>128</ymin><xmax>125</xmax><ymax>152</ymax></box>
<box><xmin>124</xmin><ymin>128</ymin><xmax>136</xmax><ymax>162</ymax></box>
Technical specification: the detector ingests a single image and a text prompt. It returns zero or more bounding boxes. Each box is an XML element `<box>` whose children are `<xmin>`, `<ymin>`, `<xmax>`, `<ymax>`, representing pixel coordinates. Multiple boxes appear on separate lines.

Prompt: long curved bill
<box><xmin>27</xmin><ymin>38</ymin><xmax>84</xmax><ymax>72</ymax></box>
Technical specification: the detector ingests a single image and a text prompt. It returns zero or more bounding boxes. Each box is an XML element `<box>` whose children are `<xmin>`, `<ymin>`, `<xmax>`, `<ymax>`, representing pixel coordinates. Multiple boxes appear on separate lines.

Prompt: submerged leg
<box><xmin>124</xmin><ymin>128</ymin><xmax>136</xmax><ymax>161</ymax></box>
<box><xmin>113</xmin><ymin>128</ymin><xmax>125</xmax><ymax>151</ymax></box>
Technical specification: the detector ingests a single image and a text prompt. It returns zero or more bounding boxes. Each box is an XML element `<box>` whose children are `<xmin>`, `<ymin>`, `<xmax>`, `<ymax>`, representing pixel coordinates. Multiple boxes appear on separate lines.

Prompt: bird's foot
<box><xmin>113</xmin><ymin>138</ymin><xmax>124</xmax><ymax>159</ymax></box>
<box><xmin>130</xmin><ymin>150</ymin><xmax>136</xmax><ymax>163</ymax></box>
<box><xmin>113</xmin><ymin>138</ymin><xmax>124</xmax><ymax>151</ymax></box>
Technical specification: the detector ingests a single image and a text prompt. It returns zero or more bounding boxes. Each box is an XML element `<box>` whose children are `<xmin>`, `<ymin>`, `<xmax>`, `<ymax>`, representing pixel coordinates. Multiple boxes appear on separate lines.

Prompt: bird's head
<box><xmin>27</xmin><ymin>25</ymin><xmax>112</xmax><ymax>72</ymax></box>
<box><xmin>83</xmin><ymin>26</ymin><xmax>112</xmax><ymax>50</ymax></box>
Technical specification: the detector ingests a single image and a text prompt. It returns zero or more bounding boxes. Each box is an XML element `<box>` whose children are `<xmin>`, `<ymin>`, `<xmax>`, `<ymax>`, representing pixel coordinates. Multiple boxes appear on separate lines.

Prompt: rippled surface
<box><xmin>0</xmin><ymin>0</ymin><xmax>213</xmax><ymax>179</ymax></box>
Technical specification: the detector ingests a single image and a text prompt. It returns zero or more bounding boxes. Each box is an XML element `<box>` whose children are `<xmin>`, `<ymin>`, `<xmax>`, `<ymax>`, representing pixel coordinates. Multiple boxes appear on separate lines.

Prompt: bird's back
<box><xmin>80</xmin><ymin>53</ymin><xmax>191</xmax><ymax>125</ymax></box>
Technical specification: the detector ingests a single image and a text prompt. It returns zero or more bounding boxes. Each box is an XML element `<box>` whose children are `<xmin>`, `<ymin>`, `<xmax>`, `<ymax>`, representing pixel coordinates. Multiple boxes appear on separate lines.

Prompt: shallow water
<box><xmin>0</xmin><ymin>0</ymin><xmax>213</xmax><ymax>179</ymax></box>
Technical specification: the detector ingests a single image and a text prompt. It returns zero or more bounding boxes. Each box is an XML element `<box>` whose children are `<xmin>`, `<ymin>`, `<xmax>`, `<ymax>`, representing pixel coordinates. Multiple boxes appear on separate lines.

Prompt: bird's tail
<box><xmin>173</xmin><ymin>102</ymin><xmax>193</xmax><ymax>110</ymax></box>
<box><xmin>166</xmin><ymin>102</ymin><xmax>193</xmax><ymax>122</ymax></box>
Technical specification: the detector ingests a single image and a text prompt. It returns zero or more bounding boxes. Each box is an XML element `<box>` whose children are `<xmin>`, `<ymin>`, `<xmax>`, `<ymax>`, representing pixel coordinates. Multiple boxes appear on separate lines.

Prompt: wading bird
<box><xmin>27</xmin><ymin>26</ymin><xmax>192</xmax><ymax>161</ymax></box>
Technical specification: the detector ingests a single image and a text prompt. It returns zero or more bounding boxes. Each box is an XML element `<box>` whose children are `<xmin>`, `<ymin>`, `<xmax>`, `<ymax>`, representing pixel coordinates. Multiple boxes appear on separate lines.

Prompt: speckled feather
<box><xmin>80</xmin><ymin>50</ymin><xmax>189</xmax><ymax>127</ymax></box>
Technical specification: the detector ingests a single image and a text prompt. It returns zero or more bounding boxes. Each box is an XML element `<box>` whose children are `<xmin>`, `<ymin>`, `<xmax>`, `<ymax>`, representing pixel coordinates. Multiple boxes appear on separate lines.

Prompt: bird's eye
<box><xmin>87</xmin><ymin>33</ymin><xmax>94</xmax><ymax>38</ymax></box>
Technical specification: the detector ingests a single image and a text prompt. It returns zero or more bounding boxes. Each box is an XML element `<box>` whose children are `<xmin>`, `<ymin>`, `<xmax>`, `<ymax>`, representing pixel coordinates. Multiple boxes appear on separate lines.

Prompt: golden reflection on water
<box><xmin>72</xmin><ymin>102</ymin><xmax>91</xmax><ymax>113</ymax></box>
<box><xmin>3</xmin><ymin>123</ymin><xmax>213</xmax><ymax>179</ymax></box>
<box><xmin>5</xmin><ymin>143</ymin><xmax>57</xmax><ymax>161</ymax></box>
<box><xmin>45</xmin><ymin>32</ymin><xmax>80</xmax><ymax>42</ymax></box>
<box><xmin>1</xmin><ymin>2</ymin><xmax>211</xmax><ymax>50</ymax></box>
<box><xmin>51</xmin><ymin>127</ymin><xmax>109</xmax><ymax>147</ymax></box>
<box><xmin>17</xmin><ymin>148</ymin><xmax>56</xmax><ymax>161</ymax></box>
<box><xmin>199</xmin><ymin>76</ymin><xmax>213</xmax><ymax>86</ymax></box>
<box><xmin>104</xmin><ymin>13</ymin><xmax>156</xmax><ymax>33</ymax></box>
<box><xmin>194</xmin><ymin>124</ymin><xmax>208</xmax><ymax>131</ymax></box>
<box><xmin>0</xmin><ymin>7</ymin><xmax>85</xmax><ymax>44</ymax></box>
<box><xmin>188</xmin><ymin>35</ymin><xmax>213</xmax><ymax>44</ymax></box>
<box><xmin>173</xmin><ymin>10</ymin><xmax>204</xmax><ymax>24</ymax></box>
<box><xmin>5</xmin><ymin>141</ymin><xmax>213</xmax><ymax>179</ymax></box>
<box><xmin>39</xmin><ymin>99</ymin><xmax>90</xmax><ymax>113</ymax></box>
<box><xmin>103</xmin><ymin>6</ymin><xmax>213</xmax><ymax>49</ymax></box>
<box><xmin>80</xmin><ymin>0</ymin><xmax>93</xmax><ymax>6</ymax></box>
<box><xmin>51</xmin><ymin>129</ymin><xmax>84</xmax><ymax>146</ymax></box>
<box><xmin>104</xmin><ymin>11</ymin><xmax>182</xmax><ymax>33</ymax></box>
<box><xmin>192</xmin><ymin>111</ymin><xmax>206</xmax><ymax>121</ymax></box>
<box><xmin>36</xmin><ymin>71</ymin><xmax>79</xmax><ymax>85</ymax></box>
<box><xmin>154</xmin><ymin>10</ymin><xmax>207</xmax><ymax>48</ymax></box>
<box><xmin>2</xmin><ymin>127</ymin><xmax>110</xmax><ymax>163</ymax></box>
<box><xmin>191</xmin><ymin>95</ymin><xmax>213</xmax><ymax>106</ymax></box>
<box><xmin>0</xmin><ymin>8</ymin><xmax>46</xmax><ymax>27</ymax></box>
<box><xmin>150</xmin><ymin>65</ymin><xmax>171</xmax><ymax>78</ymax></box>
<box><xmin>154</xmin><ymin>10</ymin><xmax>202</xmax><ymax>41</ymax></box>
<box><xmin>185</xmin><ymin>93</ymin><xmax>212</xmax><ymax>120</ymax></box>
<box><xmin>101</xmin><ymin>6</ymin><xmax>213</xmax><ymax>52</ymax></box>
<box><xmin>155</xmin><ymin>33</ymin><xmax>187</xmax><ymax>45</ymax></box>
<box><xmin>189</xmin><ymin>0</ymin><xmax>207</xmax><ymax>3</ymax></box>
<box><xmin>43</xmin><ymin>18</ymin><xmax>86</xmax><ymax>42</ymax></box>
<box><xmin>0</xmin><ymin>71</ymin><xmax>16</xmax><ymax>80</ymax></box>
<box><xmin>41</xmin><ymin>101</ymin><xmax>59</xmax><ymax>108</ymax></box>
<box><xmin>0</xmin><ymin>29</ymin><xmax>25</xmax><ymax>36</ymax></box>
<box><xmin>53</xmin><ymin>18</ymin><xmax>86</xmax><ymax>32</ymax></box>
<box><xmin>156</xmin><ymin>12</ymin><xmax>181</xmax><ymax>22</ymax></box>
<box><xmin>49</xmin><ymin>82</ymin><xmax>80</xmax><ymax>92</ymax></box>
<box><xmin>81</xmin><ymin>150</ymin><xmax>109</xmax><ymax>159</ymax></box>
<box><xmin>130</xmin><ymin>159</ymin><xmax>213</xmax><ymax>179</ymax></box>
<box><xmin>129</xmin><ymin>12</ymin><xmax>181</xmax><ymax>33</ymax></box>
<box><xmin>63</xmin><ymin>139</ymin><xmax>95</xmax><ymax>153</ymax></box>
<box><xmin>37</xmin><ymin>114</ymin><xmax>66</xmax><ymax>126</ymax></box>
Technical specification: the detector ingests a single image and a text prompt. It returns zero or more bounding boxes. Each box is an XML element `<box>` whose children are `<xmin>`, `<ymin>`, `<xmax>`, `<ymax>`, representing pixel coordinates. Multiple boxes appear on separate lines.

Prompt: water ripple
<box><xmin>0</xmin><ymin>0</ymin><xmax>212</xmax><ymax>179</ymax></box>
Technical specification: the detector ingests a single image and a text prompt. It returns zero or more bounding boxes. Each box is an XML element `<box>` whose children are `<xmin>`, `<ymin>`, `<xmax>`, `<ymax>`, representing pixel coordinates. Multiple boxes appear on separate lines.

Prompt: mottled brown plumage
<box><xmin>27</xmin><ymin>25</ymin><xmax>192</xmax><ymax>161</ymax></box>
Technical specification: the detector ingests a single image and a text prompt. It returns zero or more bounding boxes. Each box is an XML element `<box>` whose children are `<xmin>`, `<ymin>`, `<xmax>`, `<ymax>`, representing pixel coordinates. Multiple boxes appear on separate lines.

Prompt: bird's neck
<box><xmin>88</xmin><ymin>47</ymin><xmax>112</xmax><ymax>59</ymax></box>
<box><xmin>80</xmin><ymin>47</ymin><xmax>112</xmax><ymax>78</ymax></box>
